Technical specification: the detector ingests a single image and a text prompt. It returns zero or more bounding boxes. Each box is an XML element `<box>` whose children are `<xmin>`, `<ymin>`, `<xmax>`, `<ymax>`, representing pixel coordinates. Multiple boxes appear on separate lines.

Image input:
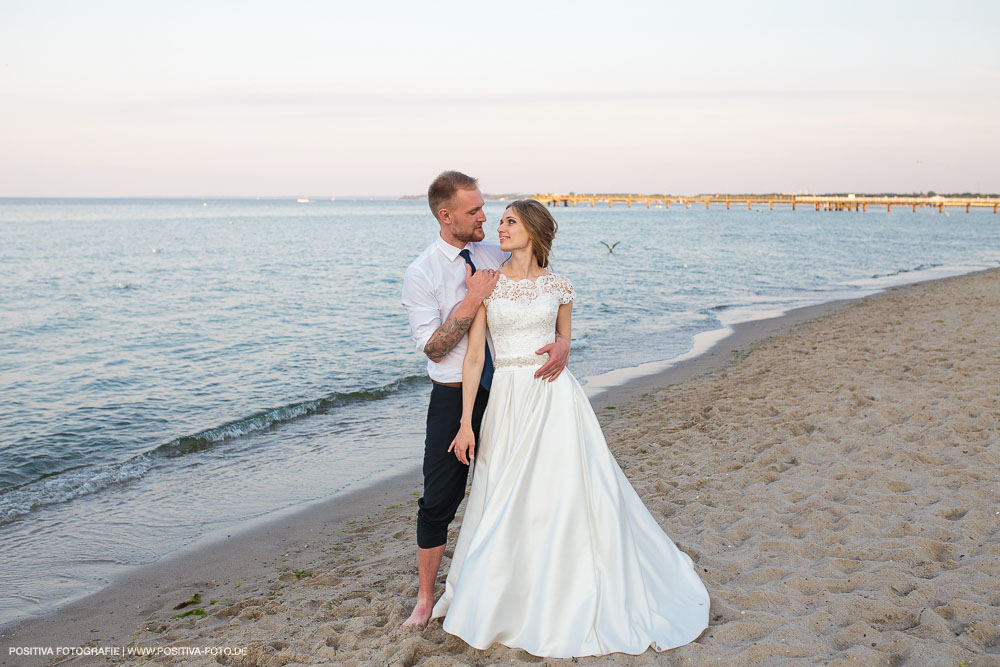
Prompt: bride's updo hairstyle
<box><xmin>505</xmin><ymin>199</ymin><xmax>559</xmax><ymax>268</ymax></box>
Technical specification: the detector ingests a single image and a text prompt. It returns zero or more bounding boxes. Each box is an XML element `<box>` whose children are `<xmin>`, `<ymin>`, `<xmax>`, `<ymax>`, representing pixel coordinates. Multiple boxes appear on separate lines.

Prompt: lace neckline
<box><xmin>497</xmin><ymin>272</ymin><xmax>553</xmax><ymax>285</ymax></box>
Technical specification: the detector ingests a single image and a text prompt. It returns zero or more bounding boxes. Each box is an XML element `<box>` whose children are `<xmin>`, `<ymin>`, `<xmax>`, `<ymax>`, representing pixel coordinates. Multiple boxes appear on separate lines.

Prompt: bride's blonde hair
<box><xmin>505</xmin><ymin>199</ymin><xmax>558</xmax><ymax>268</ymax></box>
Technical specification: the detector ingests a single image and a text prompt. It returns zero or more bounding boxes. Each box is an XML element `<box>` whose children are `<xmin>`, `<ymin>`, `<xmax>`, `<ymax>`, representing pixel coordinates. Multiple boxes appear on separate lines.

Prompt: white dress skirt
<box><xmin>430</xmin><ymin>273</ymin><xmax>710</xmax><ymax>658</ymax></box>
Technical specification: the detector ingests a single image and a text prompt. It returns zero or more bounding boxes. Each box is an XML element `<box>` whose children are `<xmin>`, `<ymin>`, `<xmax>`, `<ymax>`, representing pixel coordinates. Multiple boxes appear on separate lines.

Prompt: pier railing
<box><xmin>531</xmin><ymin>194</ymin><xmax>1000</xmax><ymax>213</ymax></box>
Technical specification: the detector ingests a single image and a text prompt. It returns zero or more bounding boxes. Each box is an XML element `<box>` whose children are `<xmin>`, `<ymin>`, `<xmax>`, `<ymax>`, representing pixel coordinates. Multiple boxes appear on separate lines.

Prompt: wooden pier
<box><xmin>532</xmin><ymin>194</ymin><xmax>1000</xmax><ymax>214</ymax></box>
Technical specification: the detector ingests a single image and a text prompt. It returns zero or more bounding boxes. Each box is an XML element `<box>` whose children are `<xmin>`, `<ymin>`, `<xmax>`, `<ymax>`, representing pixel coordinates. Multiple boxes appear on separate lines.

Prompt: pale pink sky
<box><xmin>1</xmin><ymin>0</ymin><xmax>998</xmax><ymax>197</ymax></box>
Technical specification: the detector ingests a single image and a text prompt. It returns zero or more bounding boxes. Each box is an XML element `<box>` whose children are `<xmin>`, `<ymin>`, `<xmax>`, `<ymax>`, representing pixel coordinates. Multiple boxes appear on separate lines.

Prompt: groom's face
<box><xmin>446</xmin><ymin>188</ymin><xmax>487</xmax><ymax>243</ymax></box>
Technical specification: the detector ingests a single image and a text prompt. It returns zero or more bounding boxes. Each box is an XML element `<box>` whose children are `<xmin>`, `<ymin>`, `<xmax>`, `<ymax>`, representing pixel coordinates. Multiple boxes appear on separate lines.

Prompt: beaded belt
<box><xmin>494</xmin><ymin>353</ymin><xmax>548</xmax><ymax>369</ymax></box>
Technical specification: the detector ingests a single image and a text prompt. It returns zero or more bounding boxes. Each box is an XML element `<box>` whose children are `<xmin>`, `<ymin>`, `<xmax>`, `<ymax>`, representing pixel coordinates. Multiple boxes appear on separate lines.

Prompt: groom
<box><xmin>400</xmin><ymin>171</ymin><xmax>570</xmax><ymax>629</ymax></box>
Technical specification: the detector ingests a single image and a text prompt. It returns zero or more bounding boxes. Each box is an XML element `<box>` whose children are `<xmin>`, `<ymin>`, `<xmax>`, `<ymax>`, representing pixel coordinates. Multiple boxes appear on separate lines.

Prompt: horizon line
<box><xmin>2</xmin><ymin>191</ymin><xmax>999</xmax><ymax>201</ymax></box>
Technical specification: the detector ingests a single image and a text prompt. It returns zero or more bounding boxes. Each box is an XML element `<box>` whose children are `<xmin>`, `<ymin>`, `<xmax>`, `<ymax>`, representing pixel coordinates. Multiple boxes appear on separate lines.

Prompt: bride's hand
<box><xmin>465</xmin><ymin>264</ymin><xmax>500</xmax><ymax>305</ymax></box>
<box><xmin>448</xmin><ymin>424</ymin><xmax>476</xmax><ymax>465</ymax></box>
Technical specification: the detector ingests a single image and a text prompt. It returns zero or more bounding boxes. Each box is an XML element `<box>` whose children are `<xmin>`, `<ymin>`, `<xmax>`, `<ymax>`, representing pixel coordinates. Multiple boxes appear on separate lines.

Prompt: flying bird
<box><xmin>600</xmin><ymin>241</ymin><xmax>620</xmax><ymax>254</ymax></box>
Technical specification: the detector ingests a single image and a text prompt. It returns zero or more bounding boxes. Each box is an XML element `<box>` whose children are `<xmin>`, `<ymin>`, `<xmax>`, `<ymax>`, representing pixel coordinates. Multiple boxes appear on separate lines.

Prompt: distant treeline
<box><xmin>695</xmin><ymin>192</ymin><xmax>1000</xmax><ymax>198</ymax></box>
<box><xmin>807</xmin><ymin>192</ymin><xmax>999</xmax><ymax>198</ymax></box>
<box><xmin>401</xmin><ymin>191</ymin><xmax>999</xmax><ymax>200</ymax></box>
<box><xmin>540</xmin><ymin>192</ymin><xmax>1000</xmax><ymax>199</ymax></box>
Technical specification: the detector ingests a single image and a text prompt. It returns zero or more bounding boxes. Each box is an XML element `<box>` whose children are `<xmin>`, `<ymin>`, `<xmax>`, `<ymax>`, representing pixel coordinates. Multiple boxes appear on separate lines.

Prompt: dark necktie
<box><xmin>459</xmin><ymin>248</ymin><xmax>494</xmax><ymax>390</ymax></box>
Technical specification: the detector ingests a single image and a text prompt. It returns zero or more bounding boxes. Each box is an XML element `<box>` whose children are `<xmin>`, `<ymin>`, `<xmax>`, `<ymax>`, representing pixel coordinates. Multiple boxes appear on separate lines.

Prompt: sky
<box><xmin>1</xmin><ymin>0</ymin><xmax>998</xmax><ymax>197</ymax></box>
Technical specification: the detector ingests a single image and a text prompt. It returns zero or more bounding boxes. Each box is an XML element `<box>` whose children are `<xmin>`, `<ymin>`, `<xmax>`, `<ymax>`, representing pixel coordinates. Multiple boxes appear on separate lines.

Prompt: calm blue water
<box><xmin>1</xmin><ymin>197</ymin><xmax>998</xmax><ymax>626</ymax></box>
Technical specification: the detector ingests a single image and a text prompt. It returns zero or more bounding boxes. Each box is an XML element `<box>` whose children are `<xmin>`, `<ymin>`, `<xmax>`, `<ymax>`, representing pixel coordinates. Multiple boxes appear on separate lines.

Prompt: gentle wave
<box><xmin>0</xmin><ymin>375</ymin><xmax>427</xmax><ymax>526</ymax></box>
<box><xmin>151</xmin><ymin>374</ymin><xmax>427</xmax><ymax>458</ymax></box>
<box><xmin>0</xmin><ymin>456</ymin><xmax>154</xmax><ymax>527</ymax></box>
<box><xmin>868</xmin><ymin>262</ymin><xmax>942</xmax><ymax>279</ymax></box>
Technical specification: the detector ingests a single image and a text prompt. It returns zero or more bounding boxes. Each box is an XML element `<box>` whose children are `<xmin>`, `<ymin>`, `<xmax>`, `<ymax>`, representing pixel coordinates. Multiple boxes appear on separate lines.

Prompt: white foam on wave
<box><xmin>838</xmin><ymin>261</ymin><xmax>999</xmax><ymax>290</ymax></box>
<box><xmin>581</xmin><ymin>258</ymin><xmax>1000</xmax><ymax>401</ymax></box>
<box><xmin>583</xmin><ymin>326</ymin><xmax>732</xmax><ymax>399</ymax></box>
<box><xmin>714</xmin><ymin>305</ymin><xmax>792</xmax><ymax>327</ymax></box>
<box><xmin>196</xmin><ymin>403</ymin><xmax>316</xmax><ymax>444</ymax></box>
<box><xmin>0</xmin><ymin>455</ymin><xmax>154</xmax><ymax>526</ymax></box>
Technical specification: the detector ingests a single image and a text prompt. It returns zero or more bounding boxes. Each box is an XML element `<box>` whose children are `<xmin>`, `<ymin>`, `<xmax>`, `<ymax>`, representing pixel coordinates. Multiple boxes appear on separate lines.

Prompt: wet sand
<box><xmin>2</xmin><ymin>268</ymin><xmax>997</xmax><ymax>666</ymax></box>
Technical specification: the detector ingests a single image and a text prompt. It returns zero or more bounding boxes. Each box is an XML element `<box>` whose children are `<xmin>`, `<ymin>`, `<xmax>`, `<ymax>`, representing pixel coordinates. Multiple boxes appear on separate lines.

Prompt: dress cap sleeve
<box><xmin>552</xmin><ymin>274</ymin><xmax>574</xmax><ymax>304</ymax></box>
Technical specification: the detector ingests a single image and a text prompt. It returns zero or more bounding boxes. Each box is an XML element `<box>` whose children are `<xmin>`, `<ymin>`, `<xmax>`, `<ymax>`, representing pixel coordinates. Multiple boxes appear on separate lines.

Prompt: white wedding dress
<box><xmin>430</xmin><ymin>273</ymin><xmax>710</xmax><ymax>658</ymax></box>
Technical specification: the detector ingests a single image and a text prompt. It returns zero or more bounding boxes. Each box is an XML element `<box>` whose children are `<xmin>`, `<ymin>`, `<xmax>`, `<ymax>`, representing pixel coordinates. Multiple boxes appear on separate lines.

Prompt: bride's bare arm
<box><xmin>449</xmin><ymin>305</ymin><xmax>487</xmax><ymax>465</ymax></box>
<box><xmin>556</xmin><ymin>302</ymin><xmax>572</xmax><ymax>343</ymax></box>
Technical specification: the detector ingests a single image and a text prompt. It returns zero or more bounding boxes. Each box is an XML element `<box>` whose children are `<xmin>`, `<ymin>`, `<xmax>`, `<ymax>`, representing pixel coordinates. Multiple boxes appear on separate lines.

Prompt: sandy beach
<box><xmin>3</xmin><ymin>268</ymin><xmax>998</xmax><ymax>666</ymax></box>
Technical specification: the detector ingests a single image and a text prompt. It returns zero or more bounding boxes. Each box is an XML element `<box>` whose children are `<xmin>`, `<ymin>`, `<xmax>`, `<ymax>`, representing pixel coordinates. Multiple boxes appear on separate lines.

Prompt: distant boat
<box><xmin>297</xmin><ymin>198</ymin><xmax>310</xmax><ymax>203</ymax></box>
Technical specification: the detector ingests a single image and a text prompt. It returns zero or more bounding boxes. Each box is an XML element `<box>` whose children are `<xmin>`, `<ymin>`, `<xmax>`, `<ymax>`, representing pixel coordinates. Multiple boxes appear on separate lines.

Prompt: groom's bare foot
<box><xmin>400</xmin><ymin>597</ymin><xmax>433</xmax><ymax>631</ymax></box>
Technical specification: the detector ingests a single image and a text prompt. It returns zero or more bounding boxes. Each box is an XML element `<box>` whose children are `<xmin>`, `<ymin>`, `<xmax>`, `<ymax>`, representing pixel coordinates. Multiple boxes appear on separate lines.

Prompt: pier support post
<box><xmin>792</xmin><ymin>201</ymin><xmax>796</xmax><ymax>211</ymax></box>
<box><xmin>966</xmin><ymin>203</ymin><xmax>971</xmax><ymax>213</ymax></box>
<box><xmin>887</xmin><ymin>204</ymin><xmax>892</xmax><ymax>212</ymax></box>
<box><xmin>913</xmin><ymin>203</ymin><xmax>917</xmax><ymax>213</ymax></box>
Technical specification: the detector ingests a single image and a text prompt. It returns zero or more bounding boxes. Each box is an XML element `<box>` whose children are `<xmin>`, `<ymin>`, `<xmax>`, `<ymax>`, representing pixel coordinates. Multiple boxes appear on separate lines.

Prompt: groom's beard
<box><xmin>453</xmin><ymin>228</ymin><xmax>485</xmax><ymax>243</ymax></box>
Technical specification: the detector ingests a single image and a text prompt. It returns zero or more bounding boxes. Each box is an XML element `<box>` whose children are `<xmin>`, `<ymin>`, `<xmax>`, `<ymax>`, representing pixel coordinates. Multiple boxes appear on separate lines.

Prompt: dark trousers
<box><xmin>417</xmin><ymin>382</ymin><xmax>489</xmax><ymax>549</ymax></box>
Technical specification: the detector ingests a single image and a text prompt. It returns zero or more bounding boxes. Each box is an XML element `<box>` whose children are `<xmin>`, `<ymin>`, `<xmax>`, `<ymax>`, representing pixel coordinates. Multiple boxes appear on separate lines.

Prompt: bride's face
<box><xmin>498</xmin><ymin>207</ymin><xmax>531</xmax><ymax>253</ymax></box>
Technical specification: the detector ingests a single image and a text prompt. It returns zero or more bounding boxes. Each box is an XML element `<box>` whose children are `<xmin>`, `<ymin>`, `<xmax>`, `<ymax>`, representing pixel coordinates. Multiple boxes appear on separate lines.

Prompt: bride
<box><xmin>430</xmin><ymin>199</ymin><xmax>710</xmax><ymax>658</ymax></box>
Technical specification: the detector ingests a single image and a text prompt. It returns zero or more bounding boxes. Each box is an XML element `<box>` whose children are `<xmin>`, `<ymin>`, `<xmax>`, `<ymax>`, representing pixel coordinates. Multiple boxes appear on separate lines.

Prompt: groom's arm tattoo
<box><xmin>424</xmin><ymin>316</ymin><xmax>474</xmax><ymax>361</ymax></box>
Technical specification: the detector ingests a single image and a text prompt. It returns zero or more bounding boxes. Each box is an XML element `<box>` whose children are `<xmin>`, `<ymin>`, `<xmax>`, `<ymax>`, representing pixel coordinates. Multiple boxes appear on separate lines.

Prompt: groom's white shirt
<box><xmin>402</xmin><ymin>235</ymin><xmax>507</xmax><ymax>383</ymax></box>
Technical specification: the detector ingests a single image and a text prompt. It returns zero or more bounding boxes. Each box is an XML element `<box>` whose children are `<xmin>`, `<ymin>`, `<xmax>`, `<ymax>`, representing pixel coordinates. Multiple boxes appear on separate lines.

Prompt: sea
<box><xmin>1</xmin><ymin>197</ymin><xmax>998</xmax><ymax>627</ymax></box>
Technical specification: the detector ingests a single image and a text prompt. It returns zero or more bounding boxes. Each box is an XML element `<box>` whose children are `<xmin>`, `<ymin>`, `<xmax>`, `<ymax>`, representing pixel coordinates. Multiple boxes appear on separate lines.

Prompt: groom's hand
<box><xmin>448</xmin><ymin>425</ymin><xmax>476</xmax><ymax>465</ymax></box>
<box><xmin>534</xmin><ymin>335</ymin><xmax>570</xmax><ymax>382</ymax></box>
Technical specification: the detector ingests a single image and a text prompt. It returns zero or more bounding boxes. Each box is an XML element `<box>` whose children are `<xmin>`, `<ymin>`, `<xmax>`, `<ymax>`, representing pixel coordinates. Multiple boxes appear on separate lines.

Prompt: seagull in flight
<box><xmin>600</xmin><ymin>241</ymin><xmax>620</xmax><ymax>254</ymax></box>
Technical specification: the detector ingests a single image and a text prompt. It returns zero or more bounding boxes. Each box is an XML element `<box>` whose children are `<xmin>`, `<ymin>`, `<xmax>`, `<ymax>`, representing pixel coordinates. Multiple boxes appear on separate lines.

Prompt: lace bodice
<box><xmin>484</xmin><ymin>273</ymin><xmax>574</xmax><ymax>369</ymax></box>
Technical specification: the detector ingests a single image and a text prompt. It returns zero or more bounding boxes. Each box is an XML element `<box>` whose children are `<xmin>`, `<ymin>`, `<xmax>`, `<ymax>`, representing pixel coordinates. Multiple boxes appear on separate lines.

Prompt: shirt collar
<box><xmin>435</xmin><ymin>234</ymin><xmax>468</xmax><ymax>262</ymax></box>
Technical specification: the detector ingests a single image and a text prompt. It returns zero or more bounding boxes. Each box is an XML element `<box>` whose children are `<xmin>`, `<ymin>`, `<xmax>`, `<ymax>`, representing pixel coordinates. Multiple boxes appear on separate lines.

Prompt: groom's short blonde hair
<box><xmin>428</xmin><ymin>171</ymin><xmax>479</xmax><ymax>222</ymax></box>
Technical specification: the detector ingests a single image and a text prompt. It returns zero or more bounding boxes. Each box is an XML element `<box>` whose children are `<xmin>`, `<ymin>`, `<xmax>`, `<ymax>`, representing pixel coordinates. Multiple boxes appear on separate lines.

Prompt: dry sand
<box><xmin>3</xmin><ymin>269</ymin><xmax>998</xmax><ymax>666</ymax></box>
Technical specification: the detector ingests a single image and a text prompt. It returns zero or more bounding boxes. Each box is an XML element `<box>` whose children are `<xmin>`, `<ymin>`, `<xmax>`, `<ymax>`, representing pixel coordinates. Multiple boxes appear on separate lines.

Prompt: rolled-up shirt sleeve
<box><xmin>401</xmin><ymin>265</ymin><xmax>440</xmax><ymax>354</ymax></box>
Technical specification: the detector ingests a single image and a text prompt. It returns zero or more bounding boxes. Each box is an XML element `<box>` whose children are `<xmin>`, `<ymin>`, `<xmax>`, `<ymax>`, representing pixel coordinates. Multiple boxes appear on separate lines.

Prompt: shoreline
<box><xmin>585</xmin><ymin>295</ymin><xmax>862</xmax><ymax>413</ymax></box>
<box><xmin>2</xmin><ymin>267</ymin><xmax>997</xmax><ymax>665</ymax></box>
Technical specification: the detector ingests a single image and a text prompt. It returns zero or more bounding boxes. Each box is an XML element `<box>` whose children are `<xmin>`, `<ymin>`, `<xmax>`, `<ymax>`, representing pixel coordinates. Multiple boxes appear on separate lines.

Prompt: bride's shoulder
<box><xmin>540</xmin><ymin>272</ymin><xmax>575</xmax><ymax>304</ymax></box>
